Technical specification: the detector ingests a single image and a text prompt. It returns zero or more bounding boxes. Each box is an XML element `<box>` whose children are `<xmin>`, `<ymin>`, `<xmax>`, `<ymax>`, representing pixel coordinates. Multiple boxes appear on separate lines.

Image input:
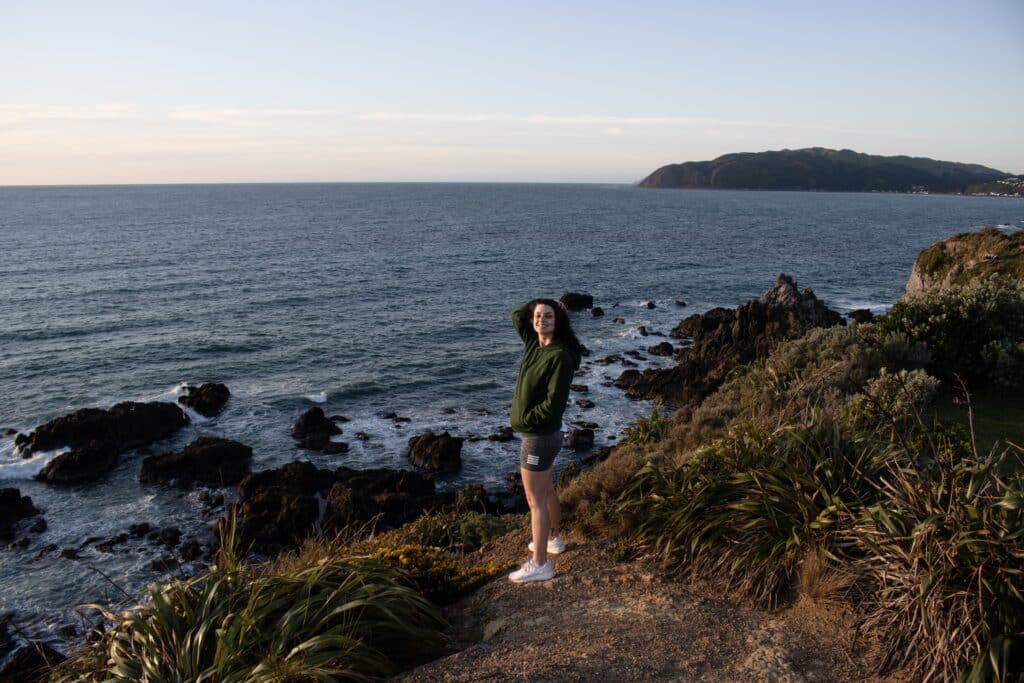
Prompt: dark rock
<box><xmin>614</xmin><ymin>369</ymin><xmax>643</xmax><ymax>391</ymax></box>
<box><xmin>631</xmin><ymin>274</ymin><xmax>844</xmax><ymax>407</ymax></box>
<box><xmin>441</xmin><ymin>407</ymin><xmax>458</xmax><ymax>414</ymax></box>
<box><xmin>147</xmin><ymin>555</ymin><xmax>180</xmax><ymax>572</ymax></box>
<box><xmin>96</xmin><ymin>533</ymin><xmax>129</xmax><ymax>553</ymax></box>
<box><xmin>8</xmin><ymin>538</ymin><xmax>29</xmax><ymax>549</ymax></box>
<box><xmin>572</xmin><ymin>420</ymin><xmax>600</xmax><ymax>429</ymax></box>
<box><xmin>141</xmin><ymin>437</ymin><xmax>253</xmax><ymax>488</ymax></box>
<box><xmin>575</xmin><ymin>399</ymin><xmax>595</xmax><ymax>409</ymax></box>
<box><xmin>559</xmin><ymin>292</ymin><xmax>593</xmax><ymax>311</ymax></box>
<box><xmin>59</xmin><ymin>548</ymin><xmax>79</xmax><ymax>559</ymax></box>
<box><xmin>675</xmin><ymin>300</ymin><xmax>687</xmax><ymax>307</ymax></box>
<box><xmin>407</xmin><ymin>432</ymin><xmax>463</xmax><ymax>474</ymax></box>
<box><xmin>624</xmin><ymin>350</ymin><xmax>645</xmax><ymax>359</ymax></box>
<box><xmin>179</xmin><ymin>540</ymin><xmax>203</xmax><ymax>561</ymax></box>
<box><xmin>354</xmin><ymin>432</ymin><xmax>370</xmax><ymax>441</ymax></box>
<box><xmin>613</xmin><ymin>317</ymin><xmax>626</xmax><ymax>324</ymax></box>
<box><xmin>19</xmin><ymin>401</ymin><xmax>188</xmax><ymax>457</ymax></box>
<box><xmin>565</xmin><ymin>429</ymin><xmax>595</xmax><ymax>450</ymax></box>
<box><xmin>291</xmin><ymin>407</ymin><xmax>341</xmax><ymax>453</ymax></box>
<box><xmin>380</xmin><ymin>412</ymin><xmax>398</xmax><ymax>420</ymax></box>
<box><xmin>129</xmin><ymin>522</ymin><xmax>152</xmax><ymax>537</ymax></box>
<box><xmin>594</xmin><ymin>354</ymin><xmax>623</xmax><ymax>366</ymax></box>
<box><xmin>647</xmin><ymin>341</ymin><xmax>675</xmax><ymax>356</ymax></box>
<box><xmin>591</xmin><ymin>307</ymin><xmax>605</xmax><ymax>317</ymax></box>
<box><xmin>327</xmin><ymin>415</ymin><xmax>350</xmax><ymax>422</ymax></box>
<box><xmin>571</xmin><ymin>384</ymin><xmax>589</xmax><ymax>392</ymax></box>
<box><xmin>2</xmin><ymin>428</ymin><xmax>16</xmax><ymax>437</ymax></box>
<box><xmin>231</xmin><ymin>461</ymin><xmax>439</xmax><ymax>555</ymax></box>
<box><xmin>0</xmin><ymin>488</ymin><xmax>40</xmax><ymax>539</ymax></box>
<box><xmin>35</xmin><ymin>441</ymin><xmax>119</xmax><ymax>485</ymax></box>
<box><xmin>557</xmin><ymin>462</ymin><xmax>583</xmax><ymax>487</ymax></box>
<box><xmin>621</xmin><ymin>359</ymin><xmax>638</xmax><ymax>367</ymax></box>
<box><xmin>0</xmin><ymin>642</ymin><xmax>66</xmax><ymax>682</ymax></box>
<box><xmin>149</xmin><ymin>527</ymin><xmax>181</xmax><ymax>549</ymax></box>
<box><xmin>637</xmin><ymin>325</ymin><xmax>649</xmax><ymax>336</ymax></box>
<box><xmin>392</xmin><ymin>416</ymin><xmax>411</xmax><ymax>423</ymax></box>
<box><xmin>643</xmin><ymin>301</ymin><xmax>656</xmax><ymax>309</ymax></box>
<box><xmin>487</xmin><ymin>426</ymin><xmax>515</xmax><ymax>442</ymax></box>
<box><xmin>177</xmin><ymin>383</ymin><xmax>230</xmax><ymax>417</ymax></box>
<box><xmin>28</xmin><ymin>518</ymin><xmax>46</xmax><ymax>534</ymax></box>
<box><xmin>847</xmin><ymin>308</ymin><xmax>874</xmax><ymax>323</ymax></box>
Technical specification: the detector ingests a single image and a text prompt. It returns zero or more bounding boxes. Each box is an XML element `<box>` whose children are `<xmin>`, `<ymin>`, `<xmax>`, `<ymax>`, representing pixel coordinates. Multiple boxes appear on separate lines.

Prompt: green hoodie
<box><xmin>510</xmin><ymin>303</ymin><xmax>582</xmax><ymax>436</ymax></box>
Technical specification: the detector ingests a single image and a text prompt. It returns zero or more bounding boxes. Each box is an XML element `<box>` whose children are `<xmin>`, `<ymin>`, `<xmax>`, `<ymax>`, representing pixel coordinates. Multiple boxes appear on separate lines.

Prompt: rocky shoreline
<box><xmin>1</xmin><ymin>278</ymin><xmax>854</xmax><ymax>675</ymax></box>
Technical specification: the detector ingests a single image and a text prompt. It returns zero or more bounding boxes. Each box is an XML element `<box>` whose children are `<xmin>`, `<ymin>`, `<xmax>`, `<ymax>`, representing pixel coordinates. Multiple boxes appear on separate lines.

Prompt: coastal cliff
<box><xmin>903</xmin><ymin>226</ymin><xmax>1024</xmax><ymax>298</ymax></box>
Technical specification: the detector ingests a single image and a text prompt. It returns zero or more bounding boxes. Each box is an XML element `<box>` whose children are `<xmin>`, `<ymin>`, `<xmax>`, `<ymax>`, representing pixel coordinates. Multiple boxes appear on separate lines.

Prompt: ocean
<box><xmin>1</xmin><ymin>183</ymin><xmax>1022</xmax><ymax>646</ymax></box>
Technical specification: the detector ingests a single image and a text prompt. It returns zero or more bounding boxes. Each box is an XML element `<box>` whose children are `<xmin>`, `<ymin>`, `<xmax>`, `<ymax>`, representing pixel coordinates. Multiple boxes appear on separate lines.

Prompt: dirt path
<box><xmin>394</xmin><ymin>529</ymin><xmax>885</xmax><ymax>682</ymax></box>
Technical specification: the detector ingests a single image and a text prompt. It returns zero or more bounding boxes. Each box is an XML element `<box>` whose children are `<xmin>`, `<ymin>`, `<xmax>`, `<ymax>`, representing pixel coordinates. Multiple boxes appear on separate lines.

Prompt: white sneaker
<box><xmin>508</xmin><ymin>559</ymin><xmax>555</xmax><ymax>583</ymax></box>
<box><xmin>527</xmin><ymin>534</ymin><xmax>566</xmax><ymax>554</ymax></box>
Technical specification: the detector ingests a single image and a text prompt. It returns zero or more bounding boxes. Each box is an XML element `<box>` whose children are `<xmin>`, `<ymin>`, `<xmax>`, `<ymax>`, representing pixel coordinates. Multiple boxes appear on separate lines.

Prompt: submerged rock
<box><xmin>140</xmin><ymin>437</ymin><xmax>253</xmax><ymax>488</ymax></box>
<box><xmin>0</xmin><ymin>488</ymin><xmax>40</xmax><ymax>540</ymax></box>
<box><xmin>408</xmin><ymin>432</ymin><xmax>463</xmax><ymax>473</ymax></box>
<box><xmin>177</xmin><ymin>383</ymin><xmax>230</xmax><ymax>417</ymax></box>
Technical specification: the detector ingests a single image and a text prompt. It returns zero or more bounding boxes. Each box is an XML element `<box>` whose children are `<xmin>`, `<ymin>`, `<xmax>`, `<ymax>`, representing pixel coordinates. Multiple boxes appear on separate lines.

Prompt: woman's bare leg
<box><xmin>521</xmin><ymin>467</ymin><xmax>551</xmax><ymax>565</ymax></box>
<box><xmin>546</xmin><ymin>473</ymin><xmax>560</xmax><ymax>540</ymax></box>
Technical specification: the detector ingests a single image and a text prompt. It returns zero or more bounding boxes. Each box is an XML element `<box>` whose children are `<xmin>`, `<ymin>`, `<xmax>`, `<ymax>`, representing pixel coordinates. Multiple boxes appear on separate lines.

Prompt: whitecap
<box><xmin>306</xmin><ymin>391</ymin><xmax>328</xmax><ymax>404</ymax></box>
<box><xmin>0</xmin><ymin>447</ymin><xmax>69</xmax><ymax>480</ymax></box>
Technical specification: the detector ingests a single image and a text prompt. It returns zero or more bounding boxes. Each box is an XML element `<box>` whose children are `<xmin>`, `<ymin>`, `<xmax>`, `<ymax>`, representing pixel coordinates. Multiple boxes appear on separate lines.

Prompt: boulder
<box><xmin>231</xmin><ymin>461</ymin><xmax>438</xmax><ymax>555</ymax></box>
<box><xmin>903</xmin><ymin>226</ymin><xmax>1024</xmax><ymax>298</ymax></box>
<box><xmin>559</xmin><ymin>292</ymin><xmax>593</xmax><ymax>311</ymax></box>
<box><xmin>847</xmin><ymin>308</ymin><xmax>874</xmax><ymax>323</ymax></box>
<box><xmin>407</xmin><ymin>432</ymin><xmax>463</xmax><ymax>473</ymax></box>
<box><xmin>626</xmin><ymin>274</ymin><xmax>843</xmax><ymax>407</ymax></box>
<box><xmin>647</xmin><ymin>341</ymin><xmax>675</xmax><ymax>357</ymax></box>
<box><xmin>575</xmin><ymin>399</ymin><xmax>595</xmax><ymax>409</ymax></box>
<box><xmin>17</xmin><ymin>402</ymin><xmax>188</xmax><ymax>457</ymax></box>
<box><xmin>565</xmin><ymin>428</ymin><xmax>595</xmax><ymax>450</ymax></box>
<box><xmin>614</xmin><ymin>369</ymin><xmax>643</xmax><ymax>390</ymax></box>
<box><xmin>291</xmin><ymin>407</ymin><xmax>344</xmax><ymax>452</ymax></box>
<box><xmin>643</xmin><ymin>301</ymin><xmax>656</xmax><ymax>309</ymax></box>
<box><xmin>177</xmin><ymin>383</ymin><xmax>230</xmax><ymax>417</ymax></box>
<box><xmin>636</xmin><ymin>326</ymin><xmax>649</xmax><ymax>336</ymax></box>
<box><xmin>140</xmin><ymin>437</ymin><xmax>253</xmax><ymax>488</ymax></box>
<box><xmin>0</xmin><ymin>642</ymin><xmax>66</xmax><ymax>682</ymax></box>
<box><xmin>591</xmin><ymin>307</ymin><xmax>605</xmax><ymax>317</ymax></box>
<box><xmin>0</xmin><ymin>488</ymin><xmax>40</xmax><ymax>539</ymax></box>
<box><xmin>35</xmin><ymin>441</ymin><xmax>119</xmax><ymax>484</ymax></box>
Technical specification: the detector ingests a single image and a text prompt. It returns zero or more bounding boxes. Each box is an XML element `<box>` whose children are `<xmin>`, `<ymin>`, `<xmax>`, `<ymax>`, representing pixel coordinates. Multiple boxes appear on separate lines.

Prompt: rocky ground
<box><xmin>395</xmin><ymin>527</ymin><xmax>891</xmax><ymax>682</ymax></box>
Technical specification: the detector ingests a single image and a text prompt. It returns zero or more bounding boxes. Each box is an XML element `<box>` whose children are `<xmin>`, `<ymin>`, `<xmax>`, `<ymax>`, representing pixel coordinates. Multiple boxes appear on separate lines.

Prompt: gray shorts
<box><xmin>519</xmin><ymin>431</ymin><xmax>563</xmax><ymax>472</ymax></box>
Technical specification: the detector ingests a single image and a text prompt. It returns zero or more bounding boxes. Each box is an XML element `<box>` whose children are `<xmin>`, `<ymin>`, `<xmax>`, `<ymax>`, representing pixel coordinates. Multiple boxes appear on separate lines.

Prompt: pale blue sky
<box><xmin>2</xmin><ymin>0</ymin><xmax>1022</xmax><ymax>184</ymax></box>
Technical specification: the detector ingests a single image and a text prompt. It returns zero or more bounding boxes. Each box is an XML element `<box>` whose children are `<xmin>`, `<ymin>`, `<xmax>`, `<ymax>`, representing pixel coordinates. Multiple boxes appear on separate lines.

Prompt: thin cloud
<box><xmin>0</xmin><ymin>104</ymin><xmax>137</xmax><ymax>126</ymax></box>
<box><xmin>358</xmin><ymin>112</ymin><xmax>910</xmax><ymax>138</ymax></box>
<box><xmin>171</xmin><ymin>108</ymin><xmax>336</xmax><ymax>123</ymax></box>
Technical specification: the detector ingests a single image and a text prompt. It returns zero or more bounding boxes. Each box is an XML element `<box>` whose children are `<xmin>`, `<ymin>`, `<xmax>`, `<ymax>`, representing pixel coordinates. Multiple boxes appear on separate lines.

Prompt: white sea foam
<box><xmin>306</xmin><ymin>391</ymin><xmax>328</xmax><ymax>404</ymax></box>
<box><xmin>0</xmin><ymin>447</ymin><xmax>68</xmax><ymax>480</ymax></box>
<box><xmin>177</xmin><ymin>404</ymin><xmax>210</xmax><ymax>424</ymax></box>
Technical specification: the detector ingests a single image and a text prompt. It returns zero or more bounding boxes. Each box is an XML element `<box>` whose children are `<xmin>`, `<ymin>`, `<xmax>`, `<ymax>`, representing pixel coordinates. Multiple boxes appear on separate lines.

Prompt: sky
<box><xmin>1</xmin><ymin>0</ymin><xmax>1022</xmax><ymax>184</ymax></box>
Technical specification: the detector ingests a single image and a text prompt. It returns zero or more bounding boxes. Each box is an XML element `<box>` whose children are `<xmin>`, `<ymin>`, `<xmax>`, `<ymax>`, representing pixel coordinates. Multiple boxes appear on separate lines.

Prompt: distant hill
<box><xmin>638</xmin><ymin>148</ymin><xmax>1010</xmax><ymax>193</ymax></box>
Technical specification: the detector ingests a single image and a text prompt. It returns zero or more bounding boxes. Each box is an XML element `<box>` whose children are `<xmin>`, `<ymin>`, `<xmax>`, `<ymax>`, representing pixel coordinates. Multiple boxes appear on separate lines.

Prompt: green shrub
<box><xmin>383</xmin><ymin>509</ymin><xmax>527</xmax><ymax>554</ymax></box>
<box><xmin>843</xmin><ymin>368</ymin><xmax>941</xmax><ymax>433</ymax></box>
<box><xmin>369</xmin><ymin>544</ymin><xmax>513</xmax><ymax>605</ymax></box>
<box><xmin>622</xmin><ymin>403</ymin><xmax>671</xmax><ymax>446</ymax></box>
<box><xmin>851</xmin><ymin>443</ymin><xmax>1024</xmax><ymax>682</ymax></box>
<box><xmin>882</xmin><ymin>277</ymin><xmax>1024</xmax><ymax>389</ymax></box>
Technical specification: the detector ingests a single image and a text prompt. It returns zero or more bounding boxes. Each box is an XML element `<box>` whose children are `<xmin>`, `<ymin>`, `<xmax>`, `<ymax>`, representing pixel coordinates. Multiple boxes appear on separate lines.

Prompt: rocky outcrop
<box><xmin>0</xmin><ymin>488</ymin><xmax>40</xmax><ymax>539</ymax></box>
<box><xmin>177</xmin><ymin>383</ymin><xmax>230</xmax><ymax>417</ymax></box>
<box><xmin>231</xmin><ymin>461</ymin><xmax>440</xmax><ymax>555</ymax></box>
<box><xmin>291</xmin><ymin>407</ymin><xmax>347</xmax><ymax>453</ymax></box>
<box><xmin>0</xmin><ymin>641</ymin><xmax>66</xmax><ymax>682</ymax></box>
<box><xmin>559</xmin><ymin>292</ymin><xmax>594</xmax><ymax>311</ymax></box>
<box><xmin>35</xmin><ymin>441</ymin><xmax>119</xmax><ymax>484</ymax></box>
<box><xmin>902</xmin><ymin>227</ymin><xmax>1024</xmax><ymax>299</ymax></box>
<box><xmin>625</xmin><ymin>275</ymin><xmax>843</xmax><ymax>407</ymax></box>
<box><xmin>407</xmin><ymin>432</ymin><xmax>463</xmax><ymax>473</ymax></box>
<box><xmin>140</xmin><ymin>437</ymin><xmax>253</xmax><ymax>488</ymax></box>
<box><xmin>16</xmin><ymin>402</ymin><xmax>188</xmax><ymax>458</ymax></box>
<box><xmin>565</xmin><ymin>428</ymin><xmax>595</xmax><ymax>450</ymax></box>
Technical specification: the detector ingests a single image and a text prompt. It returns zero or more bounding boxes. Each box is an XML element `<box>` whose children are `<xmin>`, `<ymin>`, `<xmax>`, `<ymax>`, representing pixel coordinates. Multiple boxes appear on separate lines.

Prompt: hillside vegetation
<box><xmin>639</xmin><ymin>148</ymin><xmax>1009</xmax><ymax>193</ymax></box>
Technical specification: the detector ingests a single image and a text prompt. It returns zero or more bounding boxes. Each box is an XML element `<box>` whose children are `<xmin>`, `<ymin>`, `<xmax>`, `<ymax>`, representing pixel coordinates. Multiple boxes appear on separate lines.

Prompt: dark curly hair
<box><xmin>530</xmin><ymin>298</ymin><xmax>586</xmax><ymax>356</ymax></box>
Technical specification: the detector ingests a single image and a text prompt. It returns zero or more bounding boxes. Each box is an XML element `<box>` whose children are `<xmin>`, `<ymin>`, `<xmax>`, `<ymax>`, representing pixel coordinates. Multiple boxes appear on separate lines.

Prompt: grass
<box><xmin>931</xmin><ymin>389</ymin><xmax>1024</xmax><ymax>459</ymax></box>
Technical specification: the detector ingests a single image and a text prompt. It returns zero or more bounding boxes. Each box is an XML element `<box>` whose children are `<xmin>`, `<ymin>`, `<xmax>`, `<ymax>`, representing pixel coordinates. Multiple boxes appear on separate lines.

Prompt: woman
<box><xmin>507</xmin><ymin>298</ymin><xmax>584</xmax><ymax>583</ymax></box>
